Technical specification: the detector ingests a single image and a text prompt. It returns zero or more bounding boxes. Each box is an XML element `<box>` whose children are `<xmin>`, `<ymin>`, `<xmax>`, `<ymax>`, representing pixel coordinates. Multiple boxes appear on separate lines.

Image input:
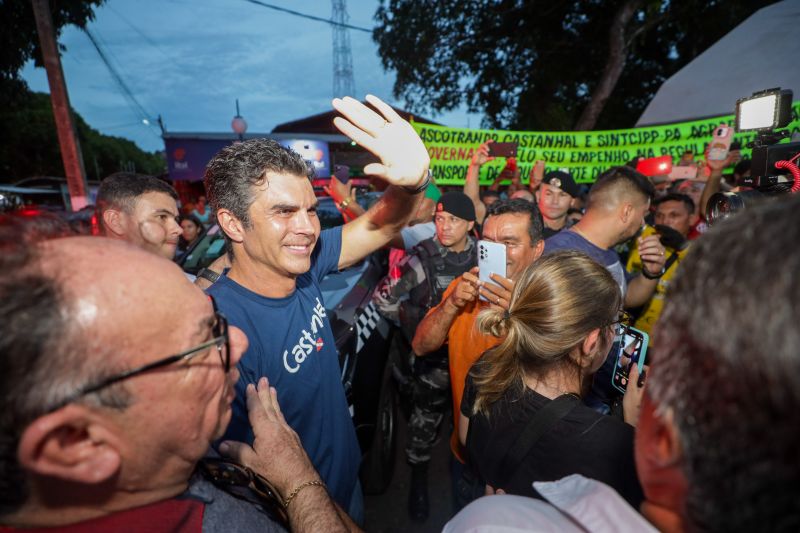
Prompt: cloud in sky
<box><xmin>21</xmin><ymin>0</ymin><xmax>480</xmax><ymax>153</ymax></box>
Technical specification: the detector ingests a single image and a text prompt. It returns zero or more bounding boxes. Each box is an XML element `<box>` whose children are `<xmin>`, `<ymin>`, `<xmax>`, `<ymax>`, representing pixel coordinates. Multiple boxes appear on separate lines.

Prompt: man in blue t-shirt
<box><xmin>203</xmin><ymin>96</ymin><xmax>431</xmax><ymax>521</ymax></box>
<box><xmin>545</xmin><ymin>166</ymin><xmax>666</xmax><ymax>306</ymax></box>
<box><xmin>545</xmin><ymin>166</ymin><xmax>667</xmax><ymax>409</ymax></box>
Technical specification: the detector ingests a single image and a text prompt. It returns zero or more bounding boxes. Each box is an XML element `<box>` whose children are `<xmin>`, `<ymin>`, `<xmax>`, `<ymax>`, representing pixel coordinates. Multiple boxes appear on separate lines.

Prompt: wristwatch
<box><xmin>641</xmin><ymin>266</ymin><xmax>666</xmax><ymax>280</ymax></box>
<box><xmin>197</xmin><ymin>268</ymin><xmax>221</xmax><ymax>283</ymax></box>
<box><xmin>402</xmin><ymin>169</ymin><xmax>432</xmax><ymax>194</ymax></box>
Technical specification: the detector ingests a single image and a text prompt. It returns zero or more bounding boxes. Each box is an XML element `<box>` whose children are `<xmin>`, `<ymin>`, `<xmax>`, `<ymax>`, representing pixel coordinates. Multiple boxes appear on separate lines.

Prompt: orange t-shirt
<box><xmin>424</xmin><ymin>275</ymin><xmax>500</xmax><ymax>463</ymax></box>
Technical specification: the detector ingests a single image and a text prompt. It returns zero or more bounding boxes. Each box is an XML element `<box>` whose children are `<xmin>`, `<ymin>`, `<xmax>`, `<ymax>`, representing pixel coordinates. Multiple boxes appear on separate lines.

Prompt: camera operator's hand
<box><xmin>623</xmin><ymin>364</ymin><xmax>647</xmax><ymax>426</ymax></box>
<box><xmin>332</xmin><ymin>95</ymin><xmax>429</xmax><ymax>189</ymax></box>
<box><xmin>638</xmin><ymin>234</ymin><xmax>667</xmax><ymax>278</ymax></box>
<box><xmin>471</xmin><ymin>141</ymin><xmax>495</xmax><ymax>167</ymax></box>
<box><xmin>447</xmin><ymin>267</ymin><xmax>480</xmax><ymax>310</ymax></box>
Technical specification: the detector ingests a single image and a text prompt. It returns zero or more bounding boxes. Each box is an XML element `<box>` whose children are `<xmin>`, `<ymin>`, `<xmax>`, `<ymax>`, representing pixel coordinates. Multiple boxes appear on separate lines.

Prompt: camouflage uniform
<box><xmin>373</xmin><ymin>236</ymin><xmax>477</xmax><ymax>465</ymax></box>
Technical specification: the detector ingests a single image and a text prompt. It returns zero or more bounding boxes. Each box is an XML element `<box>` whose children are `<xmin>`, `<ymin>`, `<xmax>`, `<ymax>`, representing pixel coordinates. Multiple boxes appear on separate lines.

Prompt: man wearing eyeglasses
<box><xmin>204</xmin><ymin>95</ymin><xmax>430</xmax><ymax>522</ymax></box>
<box><xmin>0</xmin><ymin>235</ymin><xmax>358</xmax><ymax>532</ymax></box>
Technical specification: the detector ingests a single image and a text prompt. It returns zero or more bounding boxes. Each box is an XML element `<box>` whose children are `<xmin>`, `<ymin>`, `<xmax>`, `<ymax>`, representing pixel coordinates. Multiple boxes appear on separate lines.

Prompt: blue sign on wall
<box><xmin>164</xmin><ymin>138</ymin><xmax>232</xmax><ymax>181</ymax></box>
<box><xmin>277</xmin><ymin>139</ymin><xmax>331</xmax><ymax>178</ymax></box>
<box><xmin>164</xmin><ymin>137</ymin><xmax>331</xmax><ymax>182</ymax></box>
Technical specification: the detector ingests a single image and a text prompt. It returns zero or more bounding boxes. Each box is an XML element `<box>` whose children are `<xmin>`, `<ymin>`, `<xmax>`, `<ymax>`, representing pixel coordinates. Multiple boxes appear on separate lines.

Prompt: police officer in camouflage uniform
<box><xmin>373</xmin><ymin>192</ymin><xmax>478</xmax><ymax>521</ymax></box>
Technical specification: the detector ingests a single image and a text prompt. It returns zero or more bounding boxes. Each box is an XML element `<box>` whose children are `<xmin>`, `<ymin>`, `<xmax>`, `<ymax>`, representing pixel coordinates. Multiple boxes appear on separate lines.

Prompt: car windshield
<box><xmin>179</xmin><ymin>191</ymin><xmax>381</xmax><ymax>274</ymax></box>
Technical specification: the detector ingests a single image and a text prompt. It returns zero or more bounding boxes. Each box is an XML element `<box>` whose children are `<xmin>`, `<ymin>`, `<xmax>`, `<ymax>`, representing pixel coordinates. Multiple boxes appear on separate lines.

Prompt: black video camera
<box><xmin>707</xmin><ymin>88</ymin><xmax>799</xmax><ymax>224</ymax></box>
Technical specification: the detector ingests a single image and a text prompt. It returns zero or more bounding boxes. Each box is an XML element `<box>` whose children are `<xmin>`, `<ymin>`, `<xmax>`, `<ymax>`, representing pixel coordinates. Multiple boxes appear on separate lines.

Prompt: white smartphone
<box><xmin>478</xmin><ymin>240</ymin><xmax>507</xmax><ymax>301</ymax></box>
<box><xmin>708</xmin><ymin>124</ymin><xmax>733</xmax><ymax>161</ymax></box>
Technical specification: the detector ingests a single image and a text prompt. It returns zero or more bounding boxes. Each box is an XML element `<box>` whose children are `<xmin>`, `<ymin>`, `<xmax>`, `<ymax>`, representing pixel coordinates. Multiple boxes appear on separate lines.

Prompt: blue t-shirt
<box><xmin>207</xmin><ymin>226</ymin><xmax>360</xmax><ymax>510</ymax></box>
<box><xmin>544</xmin><ymin>229</ymin><xmax>631</xmax><ymax>298</ymax></box>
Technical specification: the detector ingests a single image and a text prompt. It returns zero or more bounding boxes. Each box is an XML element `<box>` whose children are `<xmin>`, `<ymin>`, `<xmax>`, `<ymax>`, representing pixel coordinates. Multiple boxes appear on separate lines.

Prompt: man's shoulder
<box><xmin>545</xmin><ymin>229</ymin><xmax>618</xmax><ymax>265</ymax></box>
<box><xmin>411</xmin><ymin>236</ymin><xmax>442</xmax><ymax>258</ymax></box>
<box><xmin>401</xmin><ymin>221</ymin><xmax>436</xmax><ymax>250</ymax></box>
<box><xmin>445</xmin><ymin>494</ymin><xmax>582</xmax><ymax>532</ymax></box>
<box><xmin>545</xmin><ymin>229</ymin><xmax>587</xmax><ymax>250</ymax></box>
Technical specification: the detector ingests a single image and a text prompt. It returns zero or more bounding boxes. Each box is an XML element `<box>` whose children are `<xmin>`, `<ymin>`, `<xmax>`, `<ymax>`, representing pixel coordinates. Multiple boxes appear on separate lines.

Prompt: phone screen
<box><xmin>611</xmin><ymin>327</ymin><xmax>649</xmax><ymax>393</ymax></box>
<box><xmin>488</xmin><ymin>142</ymin><xmax>518</xmax><ymax>158</ymax></box>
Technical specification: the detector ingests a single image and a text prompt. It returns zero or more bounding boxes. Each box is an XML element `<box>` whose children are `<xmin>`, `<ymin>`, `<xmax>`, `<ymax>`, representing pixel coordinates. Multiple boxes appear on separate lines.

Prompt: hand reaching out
<box><xmin>448</xmin><ymin>267</ymin><xmax>480</xmax><ymax>310</ymax></box>
<box><xmin>638</xmin><ymin>234</ymin><xmax>666</xmax><ymax>277</ymax></box>
<box><xmin>219</xmin><ymin>378</ymin><xmax>318</xmax><ymax>497</ymax></box>
<box><xmin>479</xmin><ymin>273</ymin><xmax>514</xmax><ymax>311</ymax></box>
<box><xmin>324</xmin><ymin>174</ymin><xmax>355</xmax><ymax>205</ymax></box>
<box><xmin>529</xmin><ymin>160</ymin><xmax>545</xmax><ymax>191</ymax></box>
<box><xmin>471</xmin><ymin>141</ymin><xmax>495</xmax><ymax>167</ymax></box>
<box><xmin>332</xmin><ymin>95</ymin><xmax>430</xmax><ymax>189</ymax></box>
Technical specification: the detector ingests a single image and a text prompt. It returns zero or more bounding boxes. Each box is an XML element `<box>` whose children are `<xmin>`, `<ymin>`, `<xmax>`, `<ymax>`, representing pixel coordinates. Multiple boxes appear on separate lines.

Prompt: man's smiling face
<box><xmin>241</xmin><ymin>172</ymin><xmax>321</xmax><ymax>279</ymax></box>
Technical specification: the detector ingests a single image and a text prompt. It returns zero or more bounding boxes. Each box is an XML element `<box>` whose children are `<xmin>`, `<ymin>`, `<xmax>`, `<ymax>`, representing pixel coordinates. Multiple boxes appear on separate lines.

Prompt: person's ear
<box><xmin>642</xmin><ymin>404</ymin><xmax>683</xmax><ymax>467</ymax></box>
<box><xmin>620</xmin><ymin>203</ymin><xmax>634</xmax><ymax>224</ymax></box>
<box><xmin>101</xmin><ymin>209</ymin><xmax>128</xmax><ymax>238</ymax></box>
<box><xmin>577</xmin><ymin>327</ymin><xmax>602</xmax><ymax>368</ymax></box>
<box><xmin>532</xmin><ymin>239</ymin><xmax>545</xmax><ymax>261</ymax></box>
<box><xmin>217</xmin><ymin>209</ymin><xmax>246</xmax><ymax>244</ymax></box>
<box><xmin>689</xmin><ymin>212</ymin><xmax>699</xmax><ymax>226</ymax></box>
<box><xmin>17</xmin><ymin>406</ymin><xmax>122</xmax><ymax>484</ymax></box>
<box><xmin>534</xmin><ymin>190</ymin><xmax>541</xmax><ymax>202</ymax></box>
<box><xmin>467</xmin><ymin>221</ymin><xmax>475</xmax><ymax>232</ymax></box>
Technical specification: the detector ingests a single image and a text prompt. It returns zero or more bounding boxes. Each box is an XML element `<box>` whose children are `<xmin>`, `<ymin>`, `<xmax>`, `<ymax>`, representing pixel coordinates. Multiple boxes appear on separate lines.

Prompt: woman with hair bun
<box><xmin>459</xmin><ymin>250</ymin><xmax>644</xmax><ymax>506</ymax></box>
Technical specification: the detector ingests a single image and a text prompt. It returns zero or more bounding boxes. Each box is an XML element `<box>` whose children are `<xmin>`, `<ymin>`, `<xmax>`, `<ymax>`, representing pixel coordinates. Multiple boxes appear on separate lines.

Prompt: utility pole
<box><xmin>31</xmin><ymin>0</ymin><xmax>89</xmax><ymax>211</ymax></box>
<box><xmin>332</xmin><ymin>0</ymin><xmax>355</xmax><ymax>97</ymax></box>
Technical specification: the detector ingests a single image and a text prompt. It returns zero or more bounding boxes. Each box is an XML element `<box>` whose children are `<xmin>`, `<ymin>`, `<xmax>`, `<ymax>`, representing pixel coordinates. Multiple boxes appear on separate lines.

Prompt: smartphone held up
<box><xmin>611</xmin><ymin>325</ymin><xmax>649</xmax><ymax>394</ymax></box>
<box><xmin>477</xmin><ymin>240</ymin><xmax>506</xmax><ymax>302</ymax></box>
<box><xmin>488</xmin><ymin>142</ymin><xmax>518</xmax><ymax>158</ymax></box>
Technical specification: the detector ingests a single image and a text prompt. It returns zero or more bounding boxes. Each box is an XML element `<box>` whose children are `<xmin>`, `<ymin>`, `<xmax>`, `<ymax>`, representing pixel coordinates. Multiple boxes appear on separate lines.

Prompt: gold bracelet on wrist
<box><xmin>338</xmin><ymin>197</ymin><xmax>351</xmax><ymax>210</ymax></box>
<box><xmin>282</xmin><ymin>479</ymin><xmax>325</xmax><ymax>508</ymax></box>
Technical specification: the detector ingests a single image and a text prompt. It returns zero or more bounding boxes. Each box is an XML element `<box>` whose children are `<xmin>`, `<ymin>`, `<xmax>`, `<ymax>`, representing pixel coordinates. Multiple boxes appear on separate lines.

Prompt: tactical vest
<box><xmin>398</xmin><ymin>237</ymin><xmax>477</xmax><ymax>340</ymax></box>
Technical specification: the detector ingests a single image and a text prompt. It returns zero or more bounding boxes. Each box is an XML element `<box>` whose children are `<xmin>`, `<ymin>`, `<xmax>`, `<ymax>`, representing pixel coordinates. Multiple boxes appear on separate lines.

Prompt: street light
<box><xmin>231</xmin><ymin>99</ymin><xmax>247</xmax><ymax>141</ymax></box>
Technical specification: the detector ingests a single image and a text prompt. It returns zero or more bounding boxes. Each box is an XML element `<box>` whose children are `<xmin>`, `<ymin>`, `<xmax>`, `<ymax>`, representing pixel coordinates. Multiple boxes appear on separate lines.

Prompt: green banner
<box><xmin>412</xmin><ymin>102</ymin><xmax>800</xmax><ymax>185</ymax></box>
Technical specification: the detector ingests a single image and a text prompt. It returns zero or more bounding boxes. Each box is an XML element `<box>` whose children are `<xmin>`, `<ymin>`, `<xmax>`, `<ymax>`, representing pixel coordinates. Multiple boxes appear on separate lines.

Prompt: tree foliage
<box><xmin>1</xmin><ymin>91</ymin><xmax>165</xmax><ymax>182</ymax></box>
<box><xmin>1</xmin><ymin>0</ymin><xmax>104</xmax><ymax>80</ymax></box>
<box><xmin>374</xmin><ymin>0</ymin><xmax>773</xmax><ymax>131</ymax></box>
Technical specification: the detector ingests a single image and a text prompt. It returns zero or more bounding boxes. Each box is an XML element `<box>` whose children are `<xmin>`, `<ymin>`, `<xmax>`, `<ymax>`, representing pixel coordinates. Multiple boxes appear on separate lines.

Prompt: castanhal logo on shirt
<box><xmin>283</xmin><ymin>297</ymin><xmax>328</xmax><ymax>373</ymax></box>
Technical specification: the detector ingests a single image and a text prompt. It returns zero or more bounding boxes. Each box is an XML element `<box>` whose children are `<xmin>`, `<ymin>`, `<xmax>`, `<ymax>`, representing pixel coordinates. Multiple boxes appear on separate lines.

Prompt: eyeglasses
<box><xmin>198</xmin><ymin>458</ymin><xmax>289</xmax><ymax>528</ymax></box>
<box><xmin>609</xmin><ymin>310</ymin><xmax>633</xmax><ymax>335</ymax></box>
<box><xmin>48</xmin><ymin>297</ymin><xmax>230</xmax><ymax>412</ymax></box>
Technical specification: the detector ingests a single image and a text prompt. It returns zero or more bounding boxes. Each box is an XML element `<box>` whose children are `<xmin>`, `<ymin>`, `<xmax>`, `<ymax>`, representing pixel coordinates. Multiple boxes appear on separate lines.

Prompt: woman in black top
<box><xmin>459</xmin><ymin>250</ymin><xmax>645</xmax><ymax>507</ymax></box>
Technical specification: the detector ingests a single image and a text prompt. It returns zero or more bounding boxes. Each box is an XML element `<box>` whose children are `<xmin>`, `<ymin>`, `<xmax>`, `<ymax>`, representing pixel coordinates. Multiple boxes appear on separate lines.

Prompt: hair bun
<box><xmin>478</xmin><ymin>306</ymin><xmax>511</xmax><ymax>337</ymax></box>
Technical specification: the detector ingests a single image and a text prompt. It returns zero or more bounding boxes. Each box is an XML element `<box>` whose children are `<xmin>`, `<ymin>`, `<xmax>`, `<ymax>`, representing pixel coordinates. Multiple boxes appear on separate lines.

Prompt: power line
<box><xmin>241</xmin><ymin>0</ymin><xmax>371</xmax><ymax>33</ymax></box>
<box><xmin>107</xmin><ymin>4</ymin><xmax>185</xmax><ymax>69</ymax></box>
<box><xmin>82</xmin><ymin>27</ymin><xmax>161</xmax><ymax>138</ymax></box>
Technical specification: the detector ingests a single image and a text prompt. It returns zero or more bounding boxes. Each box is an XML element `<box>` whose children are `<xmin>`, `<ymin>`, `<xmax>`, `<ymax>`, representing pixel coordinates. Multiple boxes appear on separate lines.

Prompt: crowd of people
<box><xmin>1</xmin><ymin>93</ymin><xmax>798</xmax><ymax>533</ymax></box>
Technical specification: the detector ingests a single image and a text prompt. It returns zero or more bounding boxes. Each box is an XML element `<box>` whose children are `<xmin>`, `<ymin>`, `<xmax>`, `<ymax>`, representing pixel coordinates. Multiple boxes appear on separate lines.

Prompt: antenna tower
<box><xmin>332</xmin><ymin>0</ymin><xmax>356</xmax><ymax>97</ymax></box>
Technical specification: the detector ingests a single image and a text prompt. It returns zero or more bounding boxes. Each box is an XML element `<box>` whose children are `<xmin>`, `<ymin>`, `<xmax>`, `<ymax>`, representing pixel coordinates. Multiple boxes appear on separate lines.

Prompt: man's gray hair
<box><xmin>204</xmin><ymin>138</ymin><xmax>313</xmax><ymax>228</ymax></box>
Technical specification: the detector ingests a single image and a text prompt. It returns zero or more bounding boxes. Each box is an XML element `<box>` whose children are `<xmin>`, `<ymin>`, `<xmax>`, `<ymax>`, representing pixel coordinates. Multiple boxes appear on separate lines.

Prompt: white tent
<box><xmin>636</xmin><ymin>0</ymin><xmax>800</xmax><ymax>126</ymax></box>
